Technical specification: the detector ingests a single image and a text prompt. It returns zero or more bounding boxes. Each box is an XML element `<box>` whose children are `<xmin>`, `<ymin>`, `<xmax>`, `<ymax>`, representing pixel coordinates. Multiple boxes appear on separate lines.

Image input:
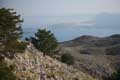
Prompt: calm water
<box><xmin>23</xmin><ymin>27</ymin><xmax>120</xmax><ymax>42</ymax></box>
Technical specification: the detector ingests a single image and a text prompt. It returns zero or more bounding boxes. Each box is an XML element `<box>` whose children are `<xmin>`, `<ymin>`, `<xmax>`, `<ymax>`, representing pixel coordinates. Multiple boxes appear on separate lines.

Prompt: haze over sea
<box><xmin>23</xmin><ymin>13</ymin><xmax>120</xmax><ymax>42</ymax></box>
<box><xmin>1</xmin><ymin>0</ymin><xmax>120</xmax><ymax>42</ymax></box>
<box><xmin>23</xmin><ymin>26</ymin><xmax>120</xmax><ymax>42</ymax></box>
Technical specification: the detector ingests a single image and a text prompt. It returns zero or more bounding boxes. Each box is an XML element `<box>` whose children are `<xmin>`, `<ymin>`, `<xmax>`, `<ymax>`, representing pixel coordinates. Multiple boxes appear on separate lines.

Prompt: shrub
<box><xmin>103</xmin><ymin>68</ymin><xmax>120</xmax><ymax>80</ymax></box>
<box><xmin>0</xmin><ymin>61</ymin><xmax>17</xmax><ymax>80</ymax></box>
<box><xmin>106</xmin><ymin>45</ymin><xmax>120</xmax><ymax>55</ymax></box>
<box><xmin>61</xmin><ymin>53</ymin><xmax>74</xmax><ymax>65</ymax></box>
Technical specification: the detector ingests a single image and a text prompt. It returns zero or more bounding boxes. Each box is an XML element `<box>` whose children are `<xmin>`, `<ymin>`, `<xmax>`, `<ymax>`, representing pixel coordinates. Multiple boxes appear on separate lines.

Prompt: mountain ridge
<box><xmin>58</xmin><ymin>34</ymin><xmax>120</xmax><ymax>79</ymax></box>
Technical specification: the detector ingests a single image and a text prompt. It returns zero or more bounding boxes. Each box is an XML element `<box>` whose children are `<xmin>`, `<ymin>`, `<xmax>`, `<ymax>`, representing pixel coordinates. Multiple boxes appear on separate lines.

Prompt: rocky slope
<box><xmin>5</xmin><ymin>47</ymin><xmax>97</xmax><ymax>80</ymax></box>
<box><xmin>59</xmin><ymin>34</ymin><xmax>120</xmax><ymax>79</ymax></box>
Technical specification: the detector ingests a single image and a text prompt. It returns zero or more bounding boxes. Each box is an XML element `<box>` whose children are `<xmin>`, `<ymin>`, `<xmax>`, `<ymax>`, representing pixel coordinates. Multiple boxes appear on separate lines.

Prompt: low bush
<box><xmin>61</xmin><ymin>53</ymin><xmax>74</xmax><ymax>65</ymax></box>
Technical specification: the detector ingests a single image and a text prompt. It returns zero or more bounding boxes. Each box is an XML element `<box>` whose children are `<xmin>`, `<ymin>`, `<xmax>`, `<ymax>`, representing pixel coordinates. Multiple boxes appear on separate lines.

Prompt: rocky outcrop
<box><xmin>6</xmin><ymin>47</ymin><xmax>97</xmax><ymax>80</ymax></box>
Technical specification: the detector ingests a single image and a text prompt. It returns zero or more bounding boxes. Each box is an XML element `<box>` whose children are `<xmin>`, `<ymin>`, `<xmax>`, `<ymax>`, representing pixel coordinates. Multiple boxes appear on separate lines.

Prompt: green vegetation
<box><xmin>31</xmin><ymin>29</ymin><xmax>58</xmax><ymax>56</ymax></box>
<box><xmin>0</xmin><ymin>61</ymin><xmax>17</xmax><ymax>80</ymax></box>
<box><xmin>103</xmin><ymin>68</ymin><xmax>120</xmax><ymax>80</ymax></box>
<box><xmin>0</xmin><ymin>8</ymin><xmax>26</xmax><ymax>80</ymax></box>
<box><xmin>61</xmin><ymin>53</ymin><xmax>74</xmax><ymax>65</ymax></box>
<box><xmin>106</xmin><ymin>45</ymin><xmax>120</xmax><ymax>55</ymax></box>
<box><xmin>0</xmin><ymin>8</ymin><xmax>26</xmax><ymax>59</ymax></box>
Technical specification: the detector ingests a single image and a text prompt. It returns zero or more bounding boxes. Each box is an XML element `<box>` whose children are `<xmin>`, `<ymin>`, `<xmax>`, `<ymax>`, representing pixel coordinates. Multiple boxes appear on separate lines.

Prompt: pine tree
<box><xmin>0</xmin><ymin>8</ymin><xmax>26</xmax><ymax>59</ymax></box>
<box><xmin>31</xmin><ymin>29</ymin><xmax>58</xmax><ymax>56</ymax></box>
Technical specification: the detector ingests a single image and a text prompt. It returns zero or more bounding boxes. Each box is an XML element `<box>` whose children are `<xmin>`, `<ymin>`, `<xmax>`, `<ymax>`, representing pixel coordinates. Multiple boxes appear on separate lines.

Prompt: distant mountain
<box><xmin>60</xmin><ymin>35</ymin><xmax>100</xmax><ymax>47</ymax></box>
<box><xmin>48</xmin><ymin>13</ymin><xmax>120</xmax><ymax>30</ymax></box>
<box><xmin>94</xmin><ymin>13</ymin><xmax>120</xmax><ymax>29</ymax></box>
<box><xmin>48</xmin><ymin>22</ymin><xmax>84</xmax><ymax>30</ymax></box>
<box><xmin>59</xmin><ymin>34</ymin><xmax>120</xmax><ymax>79</ymax></box>
<box><xmin>60</xmin><ymin>34</ymin><xmax>120</xmax><ymax>47</ymax></box>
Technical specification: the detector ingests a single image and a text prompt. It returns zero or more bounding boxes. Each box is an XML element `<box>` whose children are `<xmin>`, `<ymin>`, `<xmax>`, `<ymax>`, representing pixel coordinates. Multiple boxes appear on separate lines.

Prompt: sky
<box><xmin>0</xmin><ymin>0</ymin><xmax>120</xmax><ymax>41</ymax></box>
<box><xmin>0</xmin><ymin>0</ymin><xmax>120</xmax><ymax>17</ymax></box>
<box><xmin>0</xmin><ymin>0</ymin><xmax>120</xmax><ymax>27</ymax></box>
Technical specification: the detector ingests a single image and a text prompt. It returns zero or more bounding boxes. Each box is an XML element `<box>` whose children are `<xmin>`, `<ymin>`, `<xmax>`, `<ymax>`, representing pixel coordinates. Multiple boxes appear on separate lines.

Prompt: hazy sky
<box><xmin>0</xmin><ymin>0</ymin><xmax>120</xmax><ymax>28</ymax></box>
<box><xmin>0</xmin><ymin>0</ymin><xmax>120</xmax><ymax>17</ymax></box>
<box><xmin>1</xmin><ymin>0</ymin><xmax>120</xmax><ymax>41</ymax></box>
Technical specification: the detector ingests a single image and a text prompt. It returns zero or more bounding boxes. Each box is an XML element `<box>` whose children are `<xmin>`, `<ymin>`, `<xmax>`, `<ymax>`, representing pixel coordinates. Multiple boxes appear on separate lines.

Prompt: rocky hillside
<box><xmin>5</xmin><ymin>46</ymin><xmax>97</xmax><ymax>80</ymax></box>
<box><xmin>59</xmin><ymin>34</ymin><xmax>120</xmax><ymax>79</ymax></box>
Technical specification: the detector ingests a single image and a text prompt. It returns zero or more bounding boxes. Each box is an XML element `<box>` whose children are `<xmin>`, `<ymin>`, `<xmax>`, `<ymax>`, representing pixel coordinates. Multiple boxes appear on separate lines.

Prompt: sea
<box><xmin>23</xmin><ymin>26</ymin><xmax>120</xmax><ymax>42</ymax></box>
